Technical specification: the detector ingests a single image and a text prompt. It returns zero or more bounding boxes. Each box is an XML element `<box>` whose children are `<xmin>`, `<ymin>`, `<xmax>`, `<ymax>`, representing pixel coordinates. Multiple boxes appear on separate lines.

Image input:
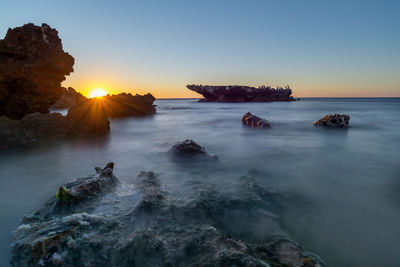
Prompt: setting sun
<box><xmin>89</xmin><ymin>88</ymin><xmax>108</xmax><ymax>98</ymax></box>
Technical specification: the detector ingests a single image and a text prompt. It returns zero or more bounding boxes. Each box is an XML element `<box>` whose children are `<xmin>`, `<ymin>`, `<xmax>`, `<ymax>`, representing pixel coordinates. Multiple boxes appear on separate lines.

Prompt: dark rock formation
<box><xmin>99</xmin><ymin>93</ymin><xmax>156</xmax><ymax>117</ymax></box>
<box><xmin>242</xmin><ymin>112</ymin><xmax>271</xmax><ymax>128</ymax></box>
<box><xmin>169</xmin><ymin>139</ymin><xmax>218</xmax><ymax>160</ymax></box>
<box><xmin>51</xmin><ymin>87</ymin><xmax>87</xmax><ymax>109</ymax></box>
<box><xmin>313</xmin><ymin>114</ymin><xmax>350</xmax><ymax>128</ymax></box>
<box><xmin>187</xmin><ymin>84</ymin><xmax>295</xmax><ymax>102</ymax></box>
<box><xmin>0</xmin><ymin>100</ymin><xmax>110</xmax><ymax>149</ymax></box>
<box><xmin>0</xmin><ymin>92</ymin><xmax>158</xmax><ymax>148</ymax></box>
<box><xmin>65</xmin><ymin>99</ymin><xmax>110</xmax><ymax>137</ymax></box>
<box><xmin>11</xmin><ymin>165</ymin><xmax>324</xmax><ymax>266</ymax></box>
<box><xmin>0</xmin><ymin>23</ymin><xmax>74</xmax><ymax>119</ymax></box>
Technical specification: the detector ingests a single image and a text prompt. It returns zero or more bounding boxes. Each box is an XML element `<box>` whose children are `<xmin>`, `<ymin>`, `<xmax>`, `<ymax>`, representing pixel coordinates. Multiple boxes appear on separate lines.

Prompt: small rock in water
<box><xmin>242</xmin><ymin>112</ymin><xmax>271</xmax><ymax>128</ymax></box>
<box><xmin>168</xmin><ymin>139</ymin><xmax>218</xmax><ymax>160</ymax></box>
<box><xmin>313</xmin><ymin>114</ymin><xmax>350</xmax><ymax>128</ymax></box>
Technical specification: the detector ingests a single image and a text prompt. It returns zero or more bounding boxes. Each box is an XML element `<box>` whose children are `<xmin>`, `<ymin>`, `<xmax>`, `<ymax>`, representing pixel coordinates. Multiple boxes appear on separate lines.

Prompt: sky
<box><xmin>1</xmin><ymin>0</ymin><xmax>399</xmax><ymax>98</ymax></box>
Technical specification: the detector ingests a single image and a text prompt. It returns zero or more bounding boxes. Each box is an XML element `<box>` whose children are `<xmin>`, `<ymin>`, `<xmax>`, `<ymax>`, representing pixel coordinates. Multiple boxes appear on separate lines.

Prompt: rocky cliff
<box><xmin>187</xmin><ymin>85</ymin><xmax>295</xmax><ymax>102</ymax></box>
<box><xmin>0</xmin><ymin>23</ymin><xmax>74</xmax><ymax>119</ymax></box>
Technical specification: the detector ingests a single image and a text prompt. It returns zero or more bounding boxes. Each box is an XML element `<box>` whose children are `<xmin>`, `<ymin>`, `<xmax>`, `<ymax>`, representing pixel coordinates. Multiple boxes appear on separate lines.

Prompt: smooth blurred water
<box><xmin>1</xmin><ymin>98</ymin><xmax>400</xmax><ymax>266</ymax></box>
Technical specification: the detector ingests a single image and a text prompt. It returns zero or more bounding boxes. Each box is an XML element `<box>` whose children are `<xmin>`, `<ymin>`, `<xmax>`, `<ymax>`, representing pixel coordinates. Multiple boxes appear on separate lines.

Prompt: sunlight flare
<box><xmin>89</xmin><ymin>88</ymin><xmax>108</xmax><ymax>98</ymax></box>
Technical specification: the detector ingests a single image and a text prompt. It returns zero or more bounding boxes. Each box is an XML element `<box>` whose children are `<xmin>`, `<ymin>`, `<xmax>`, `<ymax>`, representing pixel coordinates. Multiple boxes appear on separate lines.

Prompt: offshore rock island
<box><xmin>187</xmin><ymin>84</ymin><xmax>295</xmax><ymax>102</ymax></box>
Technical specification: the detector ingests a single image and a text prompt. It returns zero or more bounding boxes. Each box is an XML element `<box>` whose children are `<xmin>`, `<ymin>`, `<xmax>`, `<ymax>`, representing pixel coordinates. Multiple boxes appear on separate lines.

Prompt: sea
<box><xmin>0</xmin><ymin>98</ymin><xmax>399</xmax><ymax>266</ymax></box>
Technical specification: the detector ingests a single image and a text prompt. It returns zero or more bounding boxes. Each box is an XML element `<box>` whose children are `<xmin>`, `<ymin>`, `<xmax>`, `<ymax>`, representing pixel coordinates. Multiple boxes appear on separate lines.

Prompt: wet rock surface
<box><xmin>187</xmin><ymin>85</ymin><xmax>295</xmax><ymax>102</ymax></box>
<box><xmin>313</xmin><ymin>114</ymin><xmax>350</xmax><ymax>128</ymax></box>
<box><xmin>242</xmin><ymin>112</ymin><xmax>271</xmax><ymax>128</ymax></box>
<box><xmin>0</xmin><ymin>23</ymin><xmax>74</xmax><ymax>119</ymax></box>
<box><xmin>169</xmin><ymin>139</ymin><xmax>218</xmax><ymax>160</ymax></box>
<box><xmin>51</xmin><ymin>87</ymin><xmax>87</xmax><ymax>109</ymax></box>
<box><xmin>11</xmin><ymin>163</ymin><xmax>324</xmax><ymax>267</ymax></box>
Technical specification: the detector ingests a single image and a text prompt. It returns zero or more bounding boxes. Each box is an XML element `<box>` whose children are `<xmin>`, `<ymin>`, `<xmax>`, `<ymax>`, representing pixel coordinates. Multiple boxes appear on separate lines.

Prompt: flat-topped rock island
<box><xmin>187</xmin><ymin>84</ymin><xmax>296</xmax><ymax>102</ymax></box>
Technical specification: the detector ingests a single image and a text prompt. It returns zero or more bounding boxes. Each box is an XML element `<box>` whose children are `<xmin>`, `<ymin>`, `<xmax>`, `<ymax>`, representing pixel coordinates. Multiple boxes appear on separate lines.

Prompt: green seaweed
<box><xmin>56</xmin><ymin>186</ymin><xmax>71</xmax><ymax>204</ymax></box>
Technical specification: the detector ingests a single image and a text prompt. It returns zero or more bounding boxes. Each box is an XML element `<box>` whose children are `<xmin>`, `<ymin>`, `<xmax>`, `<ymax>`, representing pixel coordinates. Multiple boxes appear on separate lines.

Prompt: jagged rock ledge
<box><xmin>11</xmin><ymin>163</ymin><xmax>325</xmax><ymax>267</ymax></box>
<box><xmin>187</xmin><ymin>84</ymin><xmax>295</xmax><ymax>102</ymax></box>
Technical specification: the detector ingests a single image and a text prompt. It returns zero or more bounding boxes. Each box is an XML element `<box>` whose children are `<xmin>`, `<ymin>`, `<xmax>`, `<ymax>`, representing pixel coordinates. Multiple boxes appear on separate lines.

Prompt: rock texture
<box><xmin>51</xmin><ymin>87</ymin><xmax>87</xmax><ymax>109</ymax></box>
<box><xmin>169</xmin><ymin>139</ymin><xmax>218</xmax><ymax>160</ymax></box>
<box><xmin>11</xmin><ymin>164</ymin><xmax>324</xmax><ymax>267</ymax></box>
<box><xmin>313</xmin><ymin>114</ymin><xmax>350</xmax><ymax>128</ymax></box>
<box><xmin>0</xmin><ymin>23</ymin><xmax>74</xmax><ymax>119</ymax></box>
<box><xmin>187</xmin><ymin>84</ymin><xmax>295</xmax><ymax>102</ymax></box>
<box><xmin>242</xmin><ymin>112</ymin><xmax>271</xmax><ymax>128</ymax></box>
<box><xmin>0</xmin><ymin>101</ymin><xmax>110</xmax><ymax>149</ymax></box>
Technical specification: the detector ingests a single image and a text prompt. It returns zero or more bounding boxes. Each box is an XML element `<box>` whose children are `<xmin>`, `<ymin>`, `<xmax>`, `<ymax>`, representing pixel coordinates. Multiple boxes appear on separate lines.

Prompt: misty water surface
<box><xmin>0</xmin><ymin>98</ymin><xmax>399</xmax><ymax>266</ymax></box>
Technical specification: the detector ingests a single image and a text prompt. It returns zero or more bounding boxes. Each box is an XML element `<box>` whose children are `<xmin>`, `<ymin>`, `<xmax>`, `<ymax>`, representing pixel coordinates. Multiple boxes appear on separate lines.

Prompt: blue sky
<box><xmin>1</xmin><ymin>0</ymin><xmax>399</xmax><ymax>97</ymax></box>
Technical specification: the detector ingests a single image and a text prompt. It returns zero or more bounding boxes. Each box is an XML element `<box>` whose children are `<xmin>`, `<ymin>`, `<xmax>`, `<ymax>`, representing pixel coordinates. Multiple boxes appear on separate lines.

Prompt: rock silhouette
<box><xmin>51</xmin><ymin>87</ymin><xmax>87</xmax><ymax>109</ymax></box>
<box><xmin>0</xmin><ymin>23</ymin><xmax>74</xmax><ymax>119</ymax></box>
<box><xmin>187</xmin><ymin>84</ymin><xmax>295</xmax><ymax>102</ymax></box>
<box><xmin>0</xmin><ymin>100</ymin><xmax>111</xmax><ymax>149</ymax></box>
<box><xmin>99</xmin><ymin>93</ymin><xmax>156</xmax><ymax>117</ymax></box>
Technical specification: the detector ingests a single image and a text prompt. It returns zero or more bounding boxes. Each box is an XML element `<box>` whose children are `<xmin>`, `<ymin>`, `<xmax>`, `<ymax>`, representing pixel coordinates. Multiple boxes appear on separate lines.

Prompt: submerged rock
<box><xmin>313</xmin><ymin>114</ymin><xmax>350</xmax><ymax>128</ymax></box>
<box><xmin>242</xmin><ymin>112</ymin><xmax>271</xmax><ymax>128</ymax></box>
<box><xmin>187</xmin><ymin>84</ymin><xmax>295</xmax><ymax>102</ymax></box>
<box><xmin>0</xmin><ymin>23</ymin><xmax>74</xmax><ymax>119</ymax></box>
<box><xmin>168</xmin><ymin>139</ymin><xmax>218</xmax><ymax>160</ymax></box>
<box><xmin>11</xmin><ymin>164</ymin><xmax>324</xmax><ymax>266</ymax></box>
<box><xmin>51</xmin><ymin>87</ymin><xmax>87</xmax><ymax>109</ymax></box>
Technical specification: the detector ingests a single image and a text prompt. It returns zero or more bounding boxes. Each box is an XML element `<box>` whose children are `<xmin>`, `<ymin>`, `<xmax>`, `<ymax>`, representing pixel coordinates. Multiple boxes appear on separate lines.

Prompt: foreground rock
<box><xmin>0</xmin><ymin>101</ymin><xmax>110</xmax><ymax>149</ymax></box>
<box><xmin>313</xmin><ymin>114</ymin><xmax>350</xmax><ymax>128</ymax></box>
<box><xmin>51</xmin><ymin>87</ymin><xmax>87</xmax><ymax>109</ymax></box>
<box><xmin>0</xmin><ymin>23</ymin><xmax>74</xmax><ymax>119</ymax></box>
<box><xmin>168</xmin><ymin>139</ymin><xmax>218</xmax><ymax>160</ymax></box>
<box><xmin>242</xmin><ymin>112</ymin><xmax>271</xmax><ymax>128</ymax></box>
<box><xmin>187</xmin><ymin>84</ymin><xmax>295</xmax><ymax>102</ymax></box>
<box><xmin>11</xmin><ymin>164</ymin><xmax>324</xmax><ymax>266</ymax></box>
